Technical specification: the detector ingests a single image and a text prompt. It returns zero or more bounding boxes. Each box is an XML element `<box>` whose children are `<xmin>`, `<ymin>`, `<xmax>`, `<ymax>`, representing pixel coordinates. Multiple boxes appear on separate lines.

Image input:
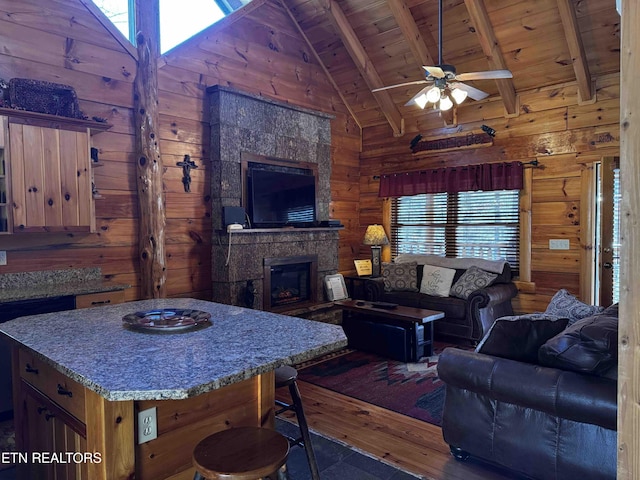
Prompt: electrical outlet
<box><xmin>138</xmin><ymin>407</ymin><xmax>157</xmax><ymax>444</ymax></box>
<box><xmin>0</xmin><ymin>251</ymin><xmax>6</xmax><ymax>266</ymax></box>
<box><xmin>549</xmin><ymin>239</ymin><xmax>570</xmax><ymax>250</ymax></box>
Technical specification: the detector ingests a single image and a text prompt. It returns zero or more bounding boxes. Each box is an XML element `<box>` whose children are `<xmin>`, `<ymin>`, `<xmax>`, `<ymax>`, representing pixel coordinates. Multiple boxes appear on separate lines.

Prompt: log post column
<box><xmin>133</xmin><ymin>0</ymin><xmax>166</xmax><ymax>298</ymax></box>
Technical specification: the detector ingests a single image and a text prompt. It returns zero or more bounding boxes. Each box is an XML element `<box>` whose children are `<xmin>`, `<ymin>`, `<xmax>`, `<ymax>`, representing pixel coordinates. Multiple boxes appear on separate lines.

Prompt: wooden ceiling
<box><xmin>283</xmin><ymin>0</ymin><xmax>621</xmax><ymax>135</ymax></box>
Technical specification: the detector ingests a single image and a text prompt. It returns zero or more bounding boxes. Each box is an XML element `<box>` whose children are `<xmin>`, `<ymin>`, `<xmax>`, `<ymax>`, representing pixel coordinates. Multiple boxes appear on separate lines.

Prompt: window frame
<box><xmin>390</xmin><ymin>189</ymin><xmax>521</xmax><ymax>275</ymax></box>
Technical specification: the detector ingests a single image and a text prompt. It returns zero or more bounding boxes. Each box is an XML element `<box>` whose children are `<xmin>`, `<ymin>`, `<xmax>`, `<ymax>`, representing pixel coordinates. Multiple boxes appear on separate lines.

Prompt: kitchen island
<box><xmin>0</xmin><ymin>298</ymin><xmax>347</xmax><ymax>480</ymax></box>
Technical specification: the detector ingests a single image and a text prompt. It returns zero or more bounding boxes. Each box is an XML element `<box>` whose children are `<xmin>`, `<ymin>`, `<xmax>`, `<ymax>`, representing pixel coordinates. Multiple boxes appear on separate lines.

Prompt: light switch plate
<box><xmin>549</xmin><ymin>239</ymin><xmax>570</xmax><ymax>250</ymax></box>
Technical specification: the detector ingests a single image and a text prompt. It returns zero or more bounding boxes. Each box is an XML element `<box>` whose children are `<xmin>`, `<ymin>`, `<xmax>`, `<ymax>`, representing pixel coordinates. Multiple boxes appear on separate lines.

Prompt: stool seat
<box><xmin>275</xmin><ymin>365</ymin><xmax>298</xmax><ymax>388</ymax></box>
<box><xmin>193</xmin><ymin>426</ymin><xmax>289</xmax><ymax>480</ymax></box>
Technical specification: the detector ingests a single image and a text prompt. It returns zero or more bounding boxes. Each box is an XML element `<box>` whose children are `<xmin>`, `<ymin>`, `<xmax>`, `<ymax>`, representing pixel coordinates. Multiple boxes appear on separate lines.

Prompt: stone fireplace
<box><xmin>208</xmin><ymin>86</ymin><xmax>340</xmax><ymax>310</ymax></box>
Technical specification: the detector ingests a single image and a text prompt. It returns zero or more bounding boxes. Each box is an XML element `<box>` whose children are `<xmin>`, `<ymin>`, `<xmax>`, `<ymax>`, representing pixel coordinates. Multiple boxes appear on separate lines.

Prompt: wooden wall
<box><xmin>0</xmin><ymin>0</ymin><xmax>361</xmax><ymax>299</ymax></box>
<box><xmin>358</xmin><ymin>74</ymin><xmax>620</xmax><ymax>312</ymax></box>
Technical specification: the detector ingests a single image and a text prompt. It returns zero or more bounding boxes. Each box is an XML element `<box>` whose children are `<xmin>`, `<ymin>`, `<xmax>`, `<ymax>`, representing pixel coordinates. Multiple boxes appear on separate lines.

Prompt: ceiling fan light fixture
<box><xmin>451</xmin><ymin>87</ymin><xmax>468</xmax><ymax>105</ymax></box>
<box><xmin>439</xmin><ymin>94</ymin><xmax>453</xmax><ymax>111</ymax></box>
<box><xmin>414</xmin><ymin>93</ymin><xmax>429</xmax><ymax>109</ymax></box>
<box><xmin>426</xmin><ymin>86</ymin><xmax>441</xmax><ymax>103</ymax></box>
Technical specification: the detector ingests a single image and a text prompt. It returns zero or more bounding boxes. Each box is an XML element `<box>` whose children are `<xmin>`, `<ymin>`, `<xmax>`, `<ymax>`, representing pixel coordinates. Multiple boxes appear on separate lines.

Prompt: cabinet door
<box><xmin>21</xmin><ymin>389</ymin><xmax>88</xmax><ymax>480</ymax></box>
<box><xmin>9</xmin><ymin>123</ymin><xmax>94</xmax><ymax>232</ymax></box>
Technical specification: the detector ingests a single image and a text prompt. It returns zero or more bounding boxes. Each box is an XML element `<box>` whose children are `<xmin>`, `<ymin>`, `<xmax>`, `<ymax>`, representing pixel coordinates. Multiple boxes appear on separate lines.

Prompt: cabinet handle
<box><xmin>45</xmin><ymin>413</ymin><xmax>56</xmax><ymax>421</ymax></box>
<box><xmin>25</xmin><ymin>363</ymin><xmax>39</xmax><ymax>374</ymax></box>
<box><xmin>37</xmin><ymin>407</ymin><xmax>47</xmax><ymax>415</ymax></box>
<box><xmin>57</xmin><ymin>384</ymin><xmax>73</xmax><ymax>397</ymax></box>
<box><xmin>91</xmin><ymin>299</ymin><xmax>111</xmax><ymax>305</ymax></box>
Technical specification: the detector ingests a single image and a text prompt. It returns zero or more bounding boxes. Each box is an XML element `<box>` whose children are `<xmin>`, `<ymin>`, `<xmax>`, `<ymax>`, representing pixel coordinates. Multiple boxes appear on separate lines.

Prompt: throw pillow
<box><xmin>419</xmin><ymin>264</ymin><xmax>456</xmax><ymax>297</ymax></box>
<box><xmin>544</xmin><ymin>289</ymin><xmax>604</xmax><ymax>325</ymax></box>
<box><xmin>382</xmin><ymin>261</ymin><xmax>418</xmax><ymax>292</ymax></box>
<box><xmin>450</xmin><ymin>266</ymin><xmax>498</xmax><ymax>299</ymax></box>
<box><xmin>476</xmin><ymin>314</ymin><xmax>569</xmax><ymax>363</ymax></box>
<box><xmin>538</xmin><ymin>313</ymin><xmax>618</xmax><ymax>375</ymax></box>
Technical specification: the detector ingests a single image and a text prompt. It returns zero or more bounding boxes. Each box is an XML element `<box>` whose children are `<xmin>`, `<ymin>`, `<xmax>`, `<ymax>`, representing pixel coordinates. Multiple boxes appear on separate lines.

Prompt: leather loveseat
<box><xmin>437</xmin><ymin>302</ymin><xmax>618</xmax><ymax>480</ymax></box>
<box><xmin>363</xmin><ymin>255</ymin><xmax>518</xmax><ymax>343</ymax></box>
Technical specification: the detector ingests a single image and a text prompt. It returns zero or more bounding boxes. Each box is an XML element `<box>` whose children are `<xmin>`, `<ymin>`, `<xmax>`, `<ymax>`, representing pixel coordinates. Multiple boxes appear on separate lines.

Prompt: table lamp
<box><xmin>363</xmin><ymin>224</ymin><xmax>389</xmax><ymax>277</ymax></box>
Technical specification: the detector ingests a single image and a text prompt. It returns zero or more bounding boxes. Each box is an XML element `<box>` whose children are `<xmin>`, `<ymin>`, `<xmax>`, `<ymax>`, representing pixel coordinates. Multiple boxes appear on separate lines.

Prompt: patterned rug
<box><xmin>297</xmin><ymin>343</ymin><xmax>467</xmax><ymax>426</ymax></box>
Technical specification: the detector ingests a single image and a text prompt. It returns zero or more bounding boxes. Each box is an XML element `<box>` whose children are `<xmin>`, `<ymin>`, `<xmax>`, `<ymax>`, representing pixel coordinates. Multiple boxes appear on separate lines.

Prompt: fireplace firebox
<box><xmin>263</xmin><ymin>255</ymin><xmax>318</xmax><ymax>312</ymax></box>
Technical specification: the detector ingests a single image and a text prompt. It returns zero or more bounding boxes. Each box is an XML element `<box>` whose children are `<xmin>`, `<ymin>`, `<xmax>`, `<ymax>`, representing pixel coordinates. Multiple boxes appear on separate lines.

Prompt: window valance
<box><xmin>378</xmin><ymin>161</ymin><xmax>524</xmax><ymax>197</ymax></box>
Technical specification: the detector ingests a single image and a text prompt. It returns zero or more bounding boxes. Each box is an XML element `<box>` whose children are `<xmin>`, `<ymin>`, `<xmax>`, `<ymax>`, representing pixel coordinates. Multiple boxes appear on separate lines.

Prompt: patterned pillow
<box><xmin>382</xmin><ymin>262</ymin><xmax>418</xmax><ymax>292</ymax></box>
<box><xmin>450</xmin><ymin>266</ymin><xmax>498</xmax><ymax>299</ymax></box>
<box><xmin>544</xmin><ymin>289</ymin><xmax>605</xmax><ymax>325</ymax></box>
<box><xmin>419</xmin><ymin>264</ymin><xmax>456</xmax><ymax>297</ymax></box>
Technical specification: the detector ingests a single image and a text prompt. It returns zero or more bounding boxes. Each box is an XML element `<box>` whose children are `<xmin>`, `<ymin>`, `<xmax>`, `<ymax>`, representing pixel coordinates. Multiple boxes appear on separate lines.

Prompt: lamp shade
<box><xmin>363</xmin><ymin>224</ymin><xmax>389</xmax><ymax>246</ymax></box>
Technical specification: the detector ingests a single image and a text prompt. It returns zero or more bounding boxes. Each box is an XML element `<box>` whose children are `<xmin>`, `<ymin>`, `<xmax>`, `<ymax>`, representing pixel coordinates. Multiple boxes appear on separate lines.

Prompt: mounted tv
<box><xmin>248</xmin><ymin>168</ymin><xmax>317</xmax><ymax>228</ymax></box>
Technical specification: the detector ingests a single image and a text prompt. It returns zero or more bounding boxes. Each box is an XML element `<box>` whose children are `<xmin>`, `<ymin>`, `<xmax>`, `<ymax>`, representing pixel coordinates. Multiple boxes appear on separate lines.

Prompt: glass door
<box><xmin>594</xmin><ymin>157</ymin><xmax>620</xmax><ymax>306</ymax></box>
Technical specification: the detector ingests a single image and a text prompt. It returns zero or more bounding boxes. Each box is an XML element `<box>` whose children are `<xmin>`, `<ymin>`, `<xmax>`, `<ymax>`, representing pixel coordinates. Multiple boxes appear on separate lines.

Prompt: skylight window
<box><xmin>92</xmin><ymin>0</ymin><xmax>227</xmax><ymax>53</ymax></box>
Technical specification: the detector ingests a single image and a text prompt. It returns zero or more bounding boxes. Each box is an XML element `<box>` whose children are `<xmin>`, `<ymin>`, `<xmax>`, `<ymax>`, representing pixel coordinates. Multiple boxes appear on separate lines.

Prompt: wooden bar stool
<box><xmin>275</xmin><ymin>366</ymin><xmax>321</xmax><ymax>480</ymax></box>
<box><xmin>192</xmin><ymin>426</ymin><xmax>289</xmax><ymax>480</ymax></box>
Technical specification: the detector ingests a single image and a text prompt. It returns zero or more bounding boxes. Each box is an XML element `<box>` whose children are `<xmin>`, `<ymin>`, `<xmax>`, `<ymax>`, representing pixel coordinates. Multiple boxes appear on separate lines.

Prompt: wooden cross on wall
<box><xmin>177</xmin><ymin>155</ymin><xmax>198</xmax><ymax>192</ymax></box>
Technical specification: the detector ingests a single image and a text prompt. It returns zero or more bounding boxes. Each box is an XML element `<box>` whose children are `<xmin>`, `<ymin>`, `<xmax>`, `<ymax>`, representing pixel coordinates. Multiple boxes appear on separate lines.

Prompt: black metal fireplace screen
<box><xmin>263</xmin><ymin>255</ymin><xmax>318</xmax><ymax>311</ymax></box>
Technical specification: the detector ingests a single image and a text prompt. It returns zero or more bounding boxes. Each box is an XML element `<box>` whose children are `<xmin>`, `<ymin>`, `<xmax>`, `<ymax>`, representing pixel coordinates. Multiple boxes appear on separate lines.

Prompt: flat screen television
<box><xmin>248</xmin><ymin>168</ymin><xmax>317</xmax><ymax>228</ymax></box>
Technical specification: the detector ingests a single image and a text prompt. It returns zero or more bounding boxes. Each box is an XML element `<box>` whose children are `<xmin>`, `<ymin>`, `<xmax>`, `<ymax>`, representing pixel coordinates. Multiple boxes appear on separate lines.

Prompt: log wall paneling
<box><xmin>359</xmin><ymin>78</ymin><xmax>620</xmax><ymax>316</ymax></box>
<box><xmin>0</xmin><ymin>0</ymin><xmax>360</xmax><ymax>304</ymax></box>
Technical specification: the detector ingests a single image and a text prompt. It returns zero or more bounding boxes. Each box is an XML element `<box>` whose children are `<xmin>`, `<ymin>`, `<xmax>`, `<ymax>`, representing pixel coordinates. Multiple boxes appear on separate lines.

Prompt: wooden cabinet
<box><xmin>16</xmin><ymin>349</ymin><xmax>88</xmax><ymax>480</ymax></box>
<box><xmin>75</xmin><ymin>290</ymin><xmax>126</xmax><ymax>309</ymax></box>
<box><xmin>0</xmin><ymin>108</ymin><xmax>109</xmax><ymax>234</ymax></box>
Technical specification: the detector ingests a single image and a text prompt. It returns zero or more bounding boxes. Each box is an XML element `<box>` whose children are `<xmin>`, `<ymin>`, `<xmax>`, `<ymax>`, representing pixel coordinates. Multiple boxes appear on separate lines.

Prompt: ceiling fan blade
<box><xmin>371</xmin><ymin>80</ymin><xmax>428</xmax><ymax>93</ymax></box>
<box><xmin>455</xmin><ymin>70</ymin><xmax>513</xmax><ymax>81</ymax></box>
<box><xmin>423</xmin><ymin>66</ymin><xmax>446</xmax><ymax>78</ymax></box>
<box><xmin>450</xmin><ymin>82</ymin><xmax>489</xmax><ymax>101</ymax></box>
<box><xmin>405</xmin><ymin>86</ymin><xmax>433</xmax><ymax>106</ymax></box>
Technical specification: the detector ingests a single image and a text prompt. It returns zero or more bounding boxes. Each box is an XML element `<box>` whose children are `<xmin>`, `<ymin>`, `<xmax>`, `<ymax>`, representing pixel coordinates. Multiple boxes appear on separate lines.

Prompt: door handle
<box><xmin>603</xmin><ymin>262</ymin><xmax>613</xmax><ymax>269</ymax></box>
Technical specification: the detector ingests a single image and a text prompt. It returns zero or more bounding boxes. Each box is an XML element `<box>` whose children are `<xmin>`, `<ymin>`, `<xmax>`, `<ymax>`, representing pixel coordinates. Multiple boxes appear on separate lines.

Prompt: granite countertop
<box><xmin>0</xmin><ymin>298</ymin><xmax>347</xmax><ymax>402</ymax></box>
<box><xmin>0</xmin><ymin>268</ymin><xmax>130</xmax><ymax>303</ymax></box>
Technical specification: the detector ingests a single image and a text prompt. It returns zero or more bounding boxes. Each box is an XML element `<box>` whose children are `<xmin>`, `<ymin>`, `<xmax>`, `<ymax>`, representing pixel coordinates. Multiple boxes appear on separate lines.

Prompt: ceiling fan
<box><xmin>372</xmin><ymin>0</ymin><xmax>512</xmax><ymax>111</ymax></box>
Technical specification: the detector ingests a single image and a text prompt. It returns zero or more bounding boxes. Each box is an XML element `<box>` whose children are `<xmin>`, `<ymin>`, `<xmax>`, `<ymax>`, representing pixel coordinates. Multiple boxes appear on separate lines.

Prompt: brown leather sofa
<box><xmin>363</xmin><ymin>261</ymin><xmax>517</xmax><ymax>343</ymax></box>
<box><xmin>437</xmin><ymin>305</ymin><xmax>618</xmax><ymax>480</ymax></box>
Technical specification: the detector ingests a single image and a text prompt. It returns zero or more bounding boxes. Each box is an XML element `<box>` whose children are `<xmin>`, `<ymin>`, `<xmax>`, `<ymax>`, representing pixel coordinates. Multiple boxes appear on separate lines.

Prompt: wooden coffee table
<box><xmin>335</xmin><ymin>299</ymin><xmax>445</xmax><ymax>362</ymax></box>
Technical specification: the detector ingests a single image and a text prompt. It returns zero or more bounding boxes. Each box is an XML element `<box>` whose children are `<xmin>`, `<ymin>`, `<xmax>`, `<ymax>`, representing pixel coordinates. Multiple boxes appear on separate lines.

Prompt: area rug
<box><xmin>297</xmin><ymin>343</ymin><xmax>468</xmax><ymax>426</ymax></box>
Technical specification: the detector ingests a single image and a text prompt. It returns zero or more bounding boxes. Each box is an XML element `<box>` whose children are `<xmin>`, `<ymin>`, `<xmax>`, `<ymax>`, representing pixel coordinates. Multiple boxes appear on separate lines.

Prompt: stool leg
<box><xmin>276</xmin><ymin>463</ymin><xmax>289</xmax><ymax>480</ymax></box>
<box><xmin>288</xmin><ymin>382</ymin><xmax>321</xmax><ymax>480</ymax></box>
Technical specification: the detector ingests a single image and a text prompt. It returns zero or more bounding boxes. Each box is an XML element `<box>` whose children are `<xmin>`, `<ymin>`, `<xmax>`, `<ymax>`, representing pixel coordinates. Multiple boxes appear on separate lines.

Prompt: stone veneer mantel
<box><xmin>208</xmin><ymin>86</ymin><xmax>339</xmax><ymax>309</ymax></box>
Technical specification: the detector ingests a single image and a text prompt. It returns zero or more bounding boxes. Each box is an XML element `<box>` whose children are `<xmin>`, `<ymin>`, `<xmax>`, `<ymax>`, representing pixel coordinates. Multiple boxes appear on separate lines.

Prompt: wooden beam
<box><xmin>134</xmin><ymin>0</ymin><xmax>167</xmax><ymax>298</ymax></box>
<box><xmin>556</xmin><ymin>0</ymin><xmax>594</xmax><ymax>103</ymax></box>
<box><xmin>385</xmin><ymin>0</ymin><xmax>436</xmax><ymax>67</ymax></box>
<box><xmin>463</xmin><ymin>0</ymin><xmax>518</xmax><ymax>116</ymax></box>
<box><xmin>618</xmin><ymin>0</ymin><xmax>640</xmax><ymax>477</ymax></box>
<box><xmin>277</xmin><ymin>0</ymin><xmax>363</xmax><ymax>133</ymax></box>
<box><xmin>385</xmin><ymin>0</ymin><xmax>459</xmax><ymax>126</ymax></box>
<box><xmin>322</xmin><ymin>0</ymin><xmax>404</xmax><ymax>136</ymax></box>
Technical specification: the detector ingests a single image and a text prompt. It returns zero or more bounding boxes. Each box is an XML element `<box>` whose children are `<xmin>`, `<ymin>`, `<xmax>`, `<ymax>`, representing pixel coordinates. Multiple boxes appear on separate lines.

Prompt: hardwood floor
<box><xmin>276</xmin><ymin>381</ymin><xmax>523</xmax><ymax>480</ymax></box>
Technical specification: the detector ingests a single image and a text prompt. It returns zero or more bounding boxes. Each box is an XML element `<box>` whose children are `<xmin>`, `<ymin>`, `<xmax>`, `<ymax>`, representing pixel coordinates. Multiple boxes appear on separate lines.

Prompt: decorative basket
<box><xmin>9</xmin><ymin>78</ymin><xmax>83</xmax><ymax>119</ymax></box>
